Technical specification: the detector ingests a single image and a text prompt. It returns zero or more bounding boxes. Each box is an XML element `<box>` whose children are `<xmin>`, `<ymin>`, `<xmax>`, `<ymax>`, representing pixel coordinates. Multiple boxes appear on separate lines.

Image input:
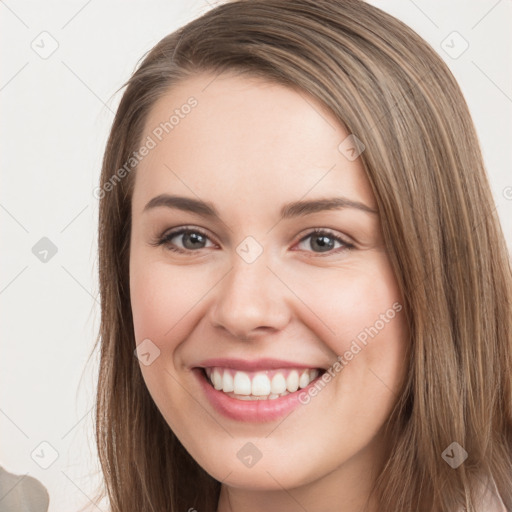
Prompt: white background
<box><xmin>1</xmin><ymin>1</ymin><xmax>511</xmax><ymax>511</ymax></box>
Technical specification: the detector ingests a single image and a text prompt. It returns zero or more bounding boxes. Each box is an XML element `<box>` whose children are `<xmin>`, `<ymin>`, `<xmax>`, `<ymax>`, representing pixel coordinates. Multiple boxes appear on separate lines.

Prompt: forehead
<box><xmin>132</xmin><ymin>71</ymin><xmax>376</xmax><ymax>215</ymax></box>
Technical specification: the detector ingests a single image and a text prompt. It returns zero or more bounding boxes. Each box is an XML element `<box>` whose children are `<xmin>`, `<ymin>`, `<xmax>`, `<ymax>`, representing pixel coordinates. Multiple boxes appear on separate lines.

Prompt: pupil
<box><xmin>184</xmin><ymin>232</ymin><xmax>205</xmax><ymax>249</ymax></box>
<box><xmin>312</xmin><ymin>235</ymin><xmax>333</xmax><ymax>252</ymax></box>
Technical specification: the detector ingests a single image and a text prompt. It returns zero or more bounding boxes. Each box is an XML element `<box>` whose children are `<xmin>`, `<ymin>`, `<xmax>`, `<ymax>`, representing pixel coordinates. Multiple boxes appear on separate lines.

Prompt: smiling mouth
<box><xmin>199</xmin><ymin>366</ymin><xmax>326</xmax><ymax>401</ymax></box>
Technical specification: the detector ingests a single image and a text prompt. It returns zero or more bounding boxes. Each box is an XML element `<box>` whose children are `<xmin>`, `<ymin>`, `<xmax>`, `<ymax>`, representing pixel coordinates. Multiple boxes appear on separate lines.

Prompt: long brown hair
<box><xmin>93</xmin><ymin>1</ymin><xmax>512</xmax><ymax>510</ymax></box>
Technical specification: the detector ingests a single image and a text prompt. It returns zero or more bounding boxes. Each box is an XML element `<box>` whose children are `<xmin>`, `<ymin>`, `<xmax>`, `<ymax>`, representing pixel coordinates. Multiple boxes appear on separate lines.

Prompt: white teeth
<box><xmin>205</xmin><ymin>367</ymin><xmax>322</xmax><ymax>399</ymax></box>
<box><xmin>286</xmin><ymin>370</ymin><xmax>299</xmax><ymax>392</ymax></box>
<box><xmin>233</xmin><ymin>371</ymin><xmax>252</xmax><ymax>395</ymax></box>
<box><xmin>252</xmin><ymin>373</ymin><xmax>271</xmax><ymax>396</ymax></box>
<box><xmin>299</xmin><ymin>371</ymin><xmax>310</xmax><ymax>389</ymax></box>
<box><xmin>212</xmin><ymin>368</ymin><xmax>223</xmax><ymax>390</ymax></box>
<box><xmin>222</xmin><ymin>371</ymin><xmax>234</xmax><ymax>393</ymax></box>
<box><xmin>271</xmin><ymin>373</ymin><xmax>287</xmax><ymax>395</ymax></box>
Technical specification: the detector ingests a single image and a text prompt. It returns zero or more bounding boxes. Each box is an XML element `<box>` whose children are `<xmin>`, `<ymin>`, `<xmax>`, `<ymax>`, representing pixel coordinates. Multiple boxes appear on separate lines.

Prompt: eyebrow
<box><xmin>143</xmin><ymin>194</ymin><xmax>378</xmax><ymax>219</ymax></box>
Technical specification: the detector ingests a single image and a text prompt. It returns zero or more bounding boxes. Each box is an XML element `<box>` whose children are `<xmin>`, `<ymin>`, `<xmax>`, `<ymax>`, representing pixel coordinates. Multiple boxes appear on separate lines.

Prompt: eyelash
<box><xmin>150</xmin><ymin>226</ymin><xmax>354</xmax><ymax>257</ymax></box>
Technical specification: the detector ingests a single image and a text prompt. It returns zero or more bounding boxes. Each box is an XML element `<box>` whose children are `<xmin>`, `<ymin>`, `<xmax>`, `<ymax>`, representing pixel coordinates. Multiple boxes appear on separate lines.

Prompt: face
<box><xmin>129</xmin><ymin>71</ymin><xmax>409</xmax><ymax>499</ymax></box>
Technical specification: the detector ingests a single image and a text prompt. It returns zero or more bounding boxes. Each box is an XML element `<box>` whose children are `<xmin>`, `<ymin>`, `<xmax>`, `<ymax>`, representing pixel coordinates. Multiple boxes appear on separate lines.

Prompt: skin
<box><xmin>129</xmin><ymin>71</ymin><xmax>409</xmax><ymax>512</ymax></box>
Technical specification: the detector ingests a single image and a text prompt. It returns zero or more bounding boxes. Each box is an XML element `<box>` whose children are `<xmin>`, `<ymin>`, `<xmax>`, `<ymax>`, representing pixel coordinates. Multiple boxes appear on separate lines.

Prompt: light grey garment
<box><xmin>0</xmin><ymin>466</ymin><xmax>49</xmax><ymax>512</ymax></box>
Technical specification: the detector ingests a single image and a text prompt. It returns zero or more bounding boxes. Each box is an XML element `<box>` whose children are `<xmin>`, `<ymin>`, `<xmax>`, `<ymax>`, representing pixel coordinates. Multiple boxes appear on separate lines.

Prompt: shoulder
<box><xmin>0</xmin><ymin>466</ymin><xmax>50</xmax><ymax>512</ymax></box>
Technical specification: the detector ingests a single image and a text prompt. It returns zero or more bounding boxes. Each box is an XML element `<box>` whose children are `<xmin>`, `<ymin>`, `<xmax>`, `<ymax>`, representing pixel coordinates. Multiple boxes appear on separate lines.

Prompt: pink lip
<box><xmin>195</xmin><ymin>357</ymin><xmax>325</xmax><ymax>371</ymax></box>
<box><xmin>193</xmin><ymin>367</ymin><xmax>326</xmax><ymax>423</ymax></box>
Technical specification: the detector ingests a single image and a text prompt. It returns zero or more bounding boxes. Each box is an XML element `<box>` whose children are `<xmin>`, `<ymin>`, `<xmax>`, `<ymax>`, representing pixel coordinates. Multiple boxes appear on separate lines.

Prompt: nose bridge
<box><xmin>209</xmin><ymin>240</ymin><xmax>290</xmax><ymax>338</ymax></box>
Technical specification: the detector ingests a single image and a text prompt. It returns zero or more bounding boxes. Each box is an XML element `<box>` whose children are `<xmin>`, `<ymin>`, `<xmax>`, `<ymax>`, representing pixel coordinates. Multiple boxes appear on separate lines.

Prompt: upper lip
<box><xmin>195</xmin><ymin>358</ymin><xmax>328</xmax><ymax>372</ymax></box>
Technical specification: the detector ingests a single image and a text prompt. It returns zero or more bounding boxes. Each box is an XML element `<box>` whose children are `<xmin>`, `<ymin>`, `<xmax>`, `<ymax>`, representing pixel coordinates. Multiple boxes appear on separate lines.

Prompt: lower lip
<box><xmin>193</xmin><ymin>368</ymin><xmax>325</xmax><ymax>423</ymax></box>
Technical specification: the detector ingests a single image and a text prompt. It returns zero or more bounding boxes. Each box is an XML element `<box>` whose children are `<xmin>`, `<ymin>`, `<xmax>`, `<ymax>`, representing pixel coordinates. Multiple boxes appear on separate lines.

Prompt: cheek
<box><xmin>300</xmin><ymin>256</ymin><xmax>405</xmax><ymax>349</ymax></box>
<box><xmin>299</xmin><ymin>256</ymin><xmax>408</xmax><ymax>394</ymax></box>
<box><xmin>129</xmin><ymin>254</ymin><xmax>209</xmax><ymax>422</ymax></box>
<box><xmin>130</xmin><ymin>254</ymin><xmax>209</xmax><ymax>345</ymax></box>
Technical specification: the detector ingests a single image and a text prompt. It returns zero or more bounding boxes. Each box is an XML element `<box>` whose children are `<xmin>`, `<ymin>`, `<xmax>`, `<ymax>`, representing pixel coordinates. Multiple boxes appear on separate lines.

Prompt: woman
<box><xmin>93</xmin><ymin>0</ymin><xmax>512</xmax><ymax>510</ymax></box>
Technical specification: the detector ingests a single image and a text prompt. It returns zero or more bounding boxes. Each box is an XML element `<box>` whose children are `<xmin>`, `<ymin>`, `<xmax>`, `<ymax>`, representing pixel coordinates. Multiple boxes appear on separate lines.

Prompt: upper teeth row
<box><xmin>205</xmin><ymin>367</ymin><xmax>321</xmax><ymax>396</ymax></box>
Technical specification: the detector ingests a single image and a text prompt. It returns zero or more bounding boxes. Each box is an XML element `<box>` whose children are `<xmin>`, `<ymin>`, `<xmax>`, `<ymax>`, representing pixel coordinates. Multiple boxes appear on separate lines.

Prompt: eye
<box><xmin>150</xmin><ymin>226</ymin><xmax>354</xmax><ymax>256</ymax></box>
<box><xmin>151</xmin><ymin>227</ymin><xmax>216</xmax><ymax>254</ymax></box>
<box><xmin>294</xmin><ymin>228</ymin><xmax>354</xmax><ymax>256</ymax></box>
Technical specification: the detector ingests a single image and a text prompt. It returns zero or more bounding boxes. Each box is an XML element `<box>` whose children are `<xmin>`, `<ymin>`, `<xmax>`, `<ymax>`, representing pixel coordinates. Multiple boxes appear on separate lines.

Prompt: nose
<box><xmin>208</xmin><ymin>253</ymin><xmax>291</xmax><ymax>340</ymax></box>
